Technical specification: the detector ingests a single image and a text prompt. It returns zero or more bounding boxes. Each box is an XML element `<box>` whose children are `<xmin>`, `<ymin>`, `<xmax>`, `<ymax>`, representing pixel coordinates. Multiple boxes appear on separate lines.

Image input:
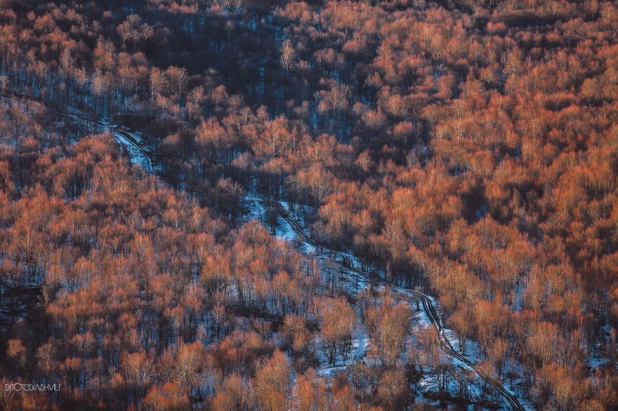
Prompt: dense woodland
<box><xmin>0</xmin><ymin>0</ymin><xmax>618</xmax><ymax>409</ymax></box>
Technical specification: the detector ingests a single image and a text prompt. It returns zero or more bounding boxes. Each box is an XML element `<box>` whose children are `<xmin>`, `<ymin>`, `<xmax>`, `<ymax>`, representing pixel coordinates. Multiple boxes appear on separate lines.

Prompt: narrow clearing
<box><xmin>276</xmin><ymin>203</ymin><xmax>526</xmax><ymax>411</ymax></box>
<box><xmin>0</xmin><ymin>92</ymin><xmax>526</xmax><ymax>410</ymax></box>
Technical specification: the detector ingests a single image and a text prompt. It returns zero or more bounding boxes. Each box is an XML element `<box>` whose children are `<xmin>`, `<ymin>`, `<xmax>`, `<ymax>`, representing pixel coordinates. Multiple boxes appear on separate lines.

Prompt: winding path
<box><xmin>276</xmin><ymin>203</ymin><xmax>525</xmax><ymax>411</ymax></box>
<box><xmin>1</xmin><ymin>91</ymin><xmax>524</xmax><ymax>410</ymax></box>
<box><xmin>0</xmin><ymin>92</ymin><xmax>158</xmax><ymax>175</ymax></box>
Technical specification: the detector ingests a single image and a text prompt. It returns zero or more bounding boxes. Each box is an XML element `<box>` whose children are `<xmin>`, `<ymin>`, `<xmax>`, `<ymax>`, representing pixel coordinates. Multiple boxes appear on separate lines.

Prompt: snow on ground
<box><xmin>113</xmin><ymin>130</ymin><xmax>154</xmax><ymax>171</ymax></box>
<box><xmin>95</xmin><ymin>120</ymin><xmax>161</xmax><ymax>174</ymax></box>
<box><xmin>413</xmin><ymin>305</ymin><xmax>433</xmax><ymax>328</ymax></box>
<box><xmin>0</xmin><ymin>91</ymin><xmax>534</xmax><ymax>408</ymax></box>
<box><xmin>89</xmin><ymin>127</ymin><xmax>534</xmax><ymax>409</ymax></box>
<box><xmin>275</xmin><ymin>212</ymin><xmax>298</xmax><ymax>242</ymax></box>
<box><xmin>244</xmin><ymin>194</ymin><xmax>373</xmax><ymax>373</ymax></box>
<box><xmin>243</xmin><ymin>194</ymin><xmax>265</xmax><ymax>223</ymax></box>
<box><xmin>588</xmin><ymin>324</ymin><xmax>616</xmax><ymax>371</ymax></box>
<box><xmin>1</xmin><ymin>92</ymin><xmax>161</xmax><ymax>175</ymax></box>
<box><xmin>316</xmin><ymin>307</ymin><xmax>370</xmax><ymax>377</ymax></box>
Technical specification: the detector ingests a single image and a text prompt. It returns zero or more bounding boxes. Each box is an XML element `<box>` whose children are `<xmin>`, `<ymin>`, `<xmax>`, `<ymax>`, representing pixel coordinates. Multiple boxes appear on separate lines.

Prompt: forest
<box><xmin>0</xmin><ymin>0</ymin><xmax>617</xmax><ymax>409</ymax></box>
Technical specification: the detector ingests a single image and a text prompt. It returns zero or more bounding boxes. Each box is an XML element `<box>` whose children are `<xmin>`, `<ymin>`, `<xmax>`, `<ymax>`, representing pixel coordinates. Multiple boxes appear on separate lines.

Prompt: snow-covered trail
<box><xmin>276</xmin><ymin>201</ymin><xmax>527</xmax><ymax>411</ymax></box>
<box><xmin>93</xmin><ymin>121</ymin><xmax>160</xmax><ymax>175</ymax></box>
<box><xmin>1</xmin><ymin>91</ymin><xmax>526</xmax><ymax>409</ymax></box>
<box><xmin>0</xmin><ymin>92</ymin><xmax>159</xmax><ymax>175</ymax></box>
